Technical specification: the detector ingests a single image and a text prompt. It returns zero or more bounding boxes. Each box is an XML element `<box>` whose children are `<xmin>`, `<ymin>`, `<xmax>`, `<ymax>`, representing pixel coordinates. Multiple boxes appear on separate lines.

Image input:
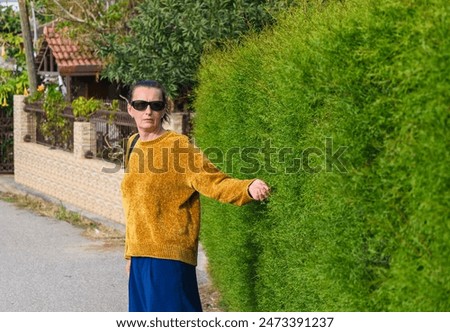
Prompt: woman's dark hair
<box><xmin>128</xmin><ymin>80</ymin><xmax>170</xmax><ymax>124</ymax></box>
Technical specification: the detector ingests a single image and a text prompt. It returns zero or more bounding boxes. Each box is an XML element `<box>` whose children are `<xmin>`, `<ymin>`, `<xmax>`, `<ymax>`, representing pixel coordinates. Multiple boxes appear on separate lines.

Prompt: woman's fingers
<box><xmin>249</xmin><ymin>179</ymin><xmax>270</xmax><ymax>201</ymax></box>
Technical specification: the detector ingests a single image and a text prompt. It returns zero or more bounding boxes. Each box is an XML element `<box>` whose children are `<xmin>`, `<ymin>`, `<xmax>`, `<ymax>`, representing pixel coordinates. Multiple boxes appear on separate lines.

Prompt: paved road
<box><xmin>0</xmin><ymin>175</ymin><xmax>210</xmax><ymax>312</ymax></box>
<box><xmin>0</xmin><ymin>199</ymin><xmax>128</xmax><ymax>312</ymax></box>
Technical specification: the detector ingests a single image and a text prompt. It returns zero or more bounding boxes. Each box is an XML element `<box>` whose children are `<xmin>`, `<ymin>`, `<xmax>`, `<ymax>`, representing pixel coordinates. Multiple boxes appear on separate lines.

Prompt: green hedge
<box><xmin>193</xmin><ymin>0</ymin><xmax>449</xmax><ymax>311</ymax></box>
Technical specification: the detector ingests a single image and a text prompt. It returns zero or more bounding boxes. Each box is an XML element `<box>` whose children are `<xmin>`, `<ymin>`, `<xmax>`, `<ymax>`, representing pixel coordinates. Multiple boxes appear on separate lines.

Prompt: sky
<box><xmin>0</xmin><ymin>0</ymin><xmax>19</xmax><ymax>10</ymax></box>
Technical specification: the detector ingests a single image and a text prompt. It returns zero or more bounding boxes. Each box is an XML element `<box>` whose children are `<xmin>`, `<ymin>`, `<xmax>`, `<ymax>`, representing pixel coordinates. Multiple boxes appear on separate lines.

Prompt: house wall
<box><xmin>13</xmin><ymin>95</ymin><xmax>185</xmax><ymax>226</ymax></box>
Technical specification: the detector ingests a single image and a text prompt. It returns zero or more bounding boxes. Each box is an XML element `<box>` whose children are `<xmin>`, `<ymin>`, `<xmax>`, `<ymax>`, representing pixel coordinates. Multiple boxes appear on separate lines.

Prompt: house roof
<box><xmin>38</xmin><ymin>23</ymin><xmax>102</xmax><ymax>76</ymax></box>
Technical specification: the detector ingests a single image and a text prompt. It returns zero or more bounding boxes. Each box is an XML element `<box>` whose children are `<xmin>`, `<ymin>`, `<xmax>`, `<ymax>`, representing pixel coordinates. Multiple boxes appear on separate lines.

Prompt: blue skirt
<box><xmin>128</xmin><ymin>257</ymin><xmax>202</xmax><ymax>312</ymax></box>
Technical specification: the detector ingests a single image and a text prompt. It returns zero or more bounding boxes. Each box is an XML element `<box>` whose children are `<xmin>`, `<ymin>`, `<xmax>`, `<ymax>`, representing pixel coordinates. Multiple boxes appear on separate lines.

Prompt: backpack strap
<box><xmin>124</xmin><ymin>133</ymin><xmax>140</xmax><ymax>168</ymax></box>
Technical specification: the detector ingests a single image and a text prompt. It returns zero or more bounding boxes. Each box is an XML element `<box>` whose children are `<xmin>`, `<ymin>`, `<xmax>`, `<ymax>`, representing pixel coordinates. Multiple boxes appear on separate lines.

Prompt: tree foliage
<box><xmin>32</xmin><ymin>0</ymin><xmax>295</xmax><ymax>105</ymax></box>
<box><xmin>32</xmin><ymin>0</ymin><xmax>134</xmax><ymax>51</ymax></box>
<box><xmin>34</xmin><ymin>0</ymin><xmax>132</xmax><ymax>27</ymax></box>
<box><xmin>0</xmin><ymin>5</ymin><xmax>22</xmax><ymax>33</ymax></box>
<box><xmin>0</xmin><ymin>5</ymin><xmax>25</xmax><ymax>66</ymax></box>
<box><xmin>0</xmin><ymin>5</ymin><xmax>28</xmax><ymax>111</ymax></box>
<box><xmin>97</xmin><ymin>0</ymin><xmax>295</xmax><ymax>104</ymax></box>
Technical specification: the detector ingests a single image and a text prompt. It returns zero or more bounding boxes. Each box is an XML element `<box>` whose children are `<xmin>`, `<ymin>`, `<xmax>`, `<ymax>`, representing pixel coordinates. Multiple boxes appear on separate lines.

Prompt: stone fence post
<box><xmin>73</xmin><ymin>121</ymin><xmax>96</xmax><ymax>159</ymax></box>
<box><xmin>13</xmin><ymin>95</ymin><xmax>36</xmax><ymax>144</ymax></box>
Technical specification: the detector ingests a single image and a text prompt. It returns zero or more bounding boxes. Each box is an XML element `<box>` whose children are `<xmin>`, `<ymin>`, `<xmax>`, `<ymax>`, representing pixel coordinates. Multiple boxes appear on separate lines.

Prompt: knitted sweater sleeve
<box><xmin>185</xmin><ymin>142</ymin><xmax>255</xmax><ymax>206</ymax></box>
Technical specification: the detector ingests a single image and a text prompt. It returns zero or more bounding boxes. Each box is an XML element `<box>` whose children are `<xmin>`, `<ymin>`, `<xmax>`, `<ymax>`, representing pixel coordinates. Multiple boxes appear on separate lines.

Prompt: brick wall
<box><xmin>13</xmin><ymin>95</ymin><xmax>184</xmax><ymax>226</ymax></box>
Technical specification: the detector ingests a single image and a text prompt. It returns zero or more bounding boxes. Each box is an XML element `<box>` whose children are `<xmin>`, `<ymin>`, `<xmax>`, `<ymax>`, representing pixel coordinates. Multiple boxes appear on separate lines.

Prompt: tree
<box><xmin>99</xmin><ymin>0</ymin><xmax>295</xmax><ymax>106</ymax></box>
<box><xmin>33</xmin><ymin>0</ymin><xmax>136</xmax><ymax>41</ymax></box>
<box><xmin>18</xmin><ymin>0</ymin><xmax>37</xmax><ymax>94</ymax></box>
<box><xmin>0</xmin><ymin>4</ymin><xmax>29</xmax><ymax>110</ymax></box>
<box><xmin>34</xmin><ymin>0</ymin><xmax>295</xmax><ymax>107</ymax></box>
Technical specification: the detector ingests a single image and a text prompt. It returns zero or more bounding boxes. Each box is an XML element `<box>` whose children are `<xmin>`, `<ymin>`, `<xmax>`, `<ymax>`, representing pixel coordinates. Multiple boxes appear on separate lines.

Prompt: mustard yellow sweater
<box><xmin>121</xmin><ymin>131</ymin><xmax>255</xmax><ymax>266</ymax></box>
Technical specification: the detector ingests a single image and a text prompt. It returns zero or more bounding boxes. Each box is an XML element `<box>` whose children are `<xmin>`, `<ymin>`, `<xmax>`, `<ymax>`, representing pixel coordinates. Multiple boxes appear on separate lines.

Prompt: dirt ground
<box><xmin>200</xmin><ymin>282</ymin><xmax>223</xmax><ymax>312</ymax></box>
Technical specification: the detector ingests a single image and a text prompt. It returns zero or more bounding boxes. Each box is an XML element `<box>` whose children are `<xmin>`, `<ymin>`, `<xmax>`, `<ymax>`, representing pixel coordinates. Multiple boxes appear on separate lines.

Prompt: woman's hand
<box><xmin>248</xmin><ymin>179</ymin><xmax>270</xmax><ymax>201</ymax></box>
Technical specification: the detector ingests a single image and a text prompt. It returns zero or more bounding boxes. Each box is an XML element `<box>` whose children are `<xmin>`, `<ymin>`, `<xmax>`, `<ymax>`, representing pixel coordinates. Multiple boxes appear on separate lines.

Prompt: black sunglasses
<box><xmin>130</xmin><ymin>100</ymin><xmax>165</xmax><ymax>111</ymax></box>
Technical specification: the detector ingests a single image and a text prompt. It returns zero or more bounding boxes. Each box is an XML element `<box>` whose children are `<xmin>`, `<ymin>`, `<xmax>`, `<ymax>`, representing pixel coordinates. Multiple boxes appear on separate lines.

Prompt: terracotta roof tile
<box><xmin>42</xmin><ymin>23</ymin><xmax>102</xmax><ymax>75</ymax></box>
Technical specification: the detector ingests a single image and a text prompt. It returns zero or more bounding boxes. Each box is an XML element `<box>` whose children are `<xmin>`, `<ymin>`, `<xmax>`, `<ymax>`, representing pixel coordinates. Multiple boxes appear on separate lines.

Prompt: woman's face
<box><xmin>127</xmin><ymin>86</ymin><xmax>166</xmax><ymax>133</ymax></box>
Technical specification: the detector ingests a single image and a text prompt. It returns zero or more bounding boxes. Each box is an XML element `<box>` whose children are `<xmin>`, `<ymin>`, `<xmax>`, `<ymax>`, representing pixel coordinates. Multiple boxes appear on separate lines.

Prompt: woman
<box><xmin>122</xmin><ymin>80</ymin><xmax>270</xmax><ymax>312</ymax></box>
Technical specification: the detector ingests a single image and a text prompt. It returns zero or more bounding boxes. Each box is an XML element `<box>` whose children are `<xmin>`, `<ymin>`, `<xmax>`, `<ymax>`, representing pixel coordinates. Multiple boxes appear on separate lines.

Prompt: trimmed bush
<box><xmin>193</xmin><ymin>0</ymin><xmax>449</xmax><ymax>311</ymax></box>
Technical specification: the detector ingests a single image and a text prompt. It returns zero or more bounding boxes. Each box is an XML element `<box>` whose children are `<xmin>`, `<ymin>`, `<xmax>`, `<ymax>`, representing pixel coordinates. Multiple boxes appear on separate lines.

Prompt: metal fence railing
<box><xmin>25</xmin><ymin>101</ymin><xmax>75</xmax><ymax>151</ymax></box>
<box><xmin>0</xmin><ymin>110</ymin><xmax>14</xmax><ymax>174</ymax></box>
<box><xmin>90</xmin><ymin>109</ymin><xmax>137</xmax><ymax>163</ymax></box>
<box><xmin>24</xmin><ymin>101</ymin><xmax>137</xmax><ymax>163</ymax></box>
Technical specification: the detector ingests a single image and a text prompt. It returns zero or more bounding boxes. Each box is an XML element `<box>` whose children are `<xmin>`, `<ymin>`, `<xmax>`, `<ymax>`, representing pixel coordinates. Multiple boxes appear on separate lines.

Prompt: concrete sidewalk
<box><xmin>0</xmin><ymin>174</ymin><xmax>210</xmax><ymax>311</ymax></box>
